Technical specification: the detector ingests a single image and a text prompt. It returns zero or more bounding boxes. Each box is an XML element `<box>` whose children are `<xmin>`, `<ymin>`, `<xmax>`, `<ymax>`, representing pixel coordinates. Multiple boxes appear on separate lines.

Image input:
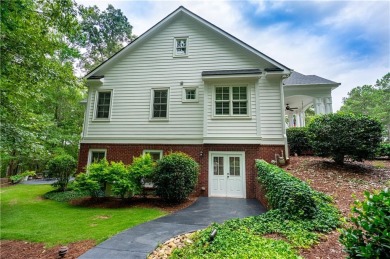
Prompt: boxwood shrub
<box><xmin>286</xmin><ymin>127</ymin><xmax>311</xmax><ymax>155</ymax></box>
<box><xmin>154</xmin><ymin>152</ymin><xmax>199</xmax><ymax>203</ymax></box>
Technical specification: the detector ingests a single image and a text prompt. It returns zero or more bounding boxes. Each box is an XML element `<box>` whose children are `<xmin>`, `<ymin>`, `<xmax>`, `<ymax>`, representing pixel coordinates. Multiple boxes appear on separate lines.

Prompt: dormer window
<box><xmin>174</xmin><ymin>37</ymin><xmax>188</xmax><ymax>57</ymax></box>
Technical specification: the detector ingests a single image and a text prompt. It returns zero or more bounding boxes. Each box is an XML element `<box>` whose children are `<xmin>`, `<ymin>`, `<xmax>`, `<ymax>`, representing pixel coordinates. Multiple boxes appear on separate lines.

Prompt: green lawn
<box><xmin>0</xmin><ymin>184</ymin><xmax>166</xmax><ymax>246</ymax></box>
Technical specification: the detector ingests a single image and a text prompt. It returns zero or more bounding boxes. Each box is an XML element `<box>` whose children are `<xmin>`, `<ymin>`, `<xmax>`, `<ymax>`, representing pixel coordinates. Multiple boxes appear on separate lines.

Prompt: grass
<box><xmin>0</xmin><ymin>184</ymin><xmax>166</xmax><ymax>247</ymax></box>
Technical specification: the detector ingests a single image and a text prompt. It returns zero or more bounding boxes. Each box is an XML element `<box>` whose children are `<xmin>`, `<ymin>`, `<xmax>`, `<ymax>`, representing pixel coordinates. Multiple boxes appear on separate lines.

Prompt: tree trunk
<box><xmin>334</xmin><ymin>154</ymin><xmax>345</xmax><ymax>165</ymax></box>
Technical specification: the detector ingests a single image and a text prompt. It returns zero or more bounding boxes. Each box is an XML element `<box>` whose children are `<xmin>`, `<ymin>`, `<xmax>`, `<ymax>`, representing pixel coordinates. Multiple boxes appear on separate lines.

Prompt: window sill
<box><xmin>182</xmin><ymin>99</ymin><xmax>199</xmax><ymax>103</ymax></box>
<box><xmin>149</xmin><ymin>118</ymin><xmax>169</xmax><ymax>122</ymax></box>
<box><xmin>173</xmin><ymin>55</ymin><xmax>189</xmax><ymax>58</ymax></box>
<box><xmin>92</xmin><ymin>118</ymin><xmax>111</xmax><ymax>122</ymax></box>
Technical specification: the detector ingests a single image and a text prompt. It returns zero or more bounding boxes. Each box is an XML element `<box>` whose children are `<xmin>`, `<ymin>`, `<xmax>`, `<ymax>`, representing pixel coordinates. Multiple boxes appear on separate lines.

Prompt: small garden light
<box><xmin>58</xmin><ymin>246</ymin><xmax>68</xmax><ymax>258</ymax></box>
<box><xmin>209</xmin><ymin>229</ymin><xmax>217</xmax><ymax>242</ymax></box>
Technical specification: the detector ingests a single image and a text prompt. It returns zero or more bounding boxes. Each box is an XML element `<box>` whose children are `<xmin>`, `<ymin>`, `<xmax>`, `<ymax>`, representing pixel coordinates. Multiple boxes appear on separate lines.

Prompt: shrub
<box><xmin>256</xmin><ymin>159</ymin><xmax>318</xmax><ymax>219</ymax></box>
<box><xmin>73</xmin><ymin>159</ymin><xmax>134</xmax><ymax>199</ymax></box>
<box><xmin>286</xmin><ymin>127</ymin><xmax>311</xmax><ymax>155</ymax></box>
<box><xmin>47</xmin><ymin>154</ymin><xmax>77</xmax><ymax>191</ymax></box>
<box><xmin>10</xmin><ymin>174</ymin><xmax>23</xmax><ymax>184</ymax></box>
<box><xmin>340</xmin><ymin>188</ymin><xmax>390</xmax><ymax>258</ymax></box>
<box><xmin>308</xmin><ymin>113</ymin><xmax>382</xmax><ymax>164</ymax></box>
<box><xmin>377</xmin><ymin>142</ymin><xmax>390</xmax><ymax>158</ymax></box>
<box><xmin>154</xmin><ymin>152</ymin><xmax>199</xmax><ymax>203</ymax></box>
<box><xmin>128</xmin><ymin>153</ymin><xmax>155</xmax><ymax>194</ymax></box>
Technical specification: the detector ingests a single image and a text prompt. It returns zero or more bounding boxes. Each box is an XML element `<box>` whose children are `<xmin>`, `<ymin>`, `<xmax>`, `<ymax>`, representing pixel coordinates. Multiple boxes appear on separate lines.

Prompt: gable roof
<box><xmin>85</xmin><ymin>6</ymin><xmax>291</xmax><ymax>79</ymax></box>
<box><xmin>283</xmin><ymin>71</ymin><xmax>340</xmax><ymax>86</ymax></box>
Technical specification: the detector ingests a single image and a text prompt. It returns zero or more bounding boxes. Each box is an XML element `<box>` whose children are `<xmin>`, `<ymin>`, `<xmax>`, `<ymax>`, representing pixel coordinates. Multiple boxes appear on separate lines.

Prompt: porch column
<box><xmin>300</xmin><ymin>111</ymin><xmax>306</xmax><ymax>127</ymax></box>
<box><xmin>324</xmin><ymin>97</ymin><xmax>333</xmax><ymax>114</ymax></box>
<box><xmin>314</xmin><ymin>98</ymin><xmax>325</xmax><ymax>115</ymax></box>
<box><xmin>288</xmin><ymin>114</ymin><xmax>294</xmax><ymax>127</ymax></box>
<box><xmin>296</xmin><ymin>113</ymin><xmax>301</xmax><ymax>127</ymax></box>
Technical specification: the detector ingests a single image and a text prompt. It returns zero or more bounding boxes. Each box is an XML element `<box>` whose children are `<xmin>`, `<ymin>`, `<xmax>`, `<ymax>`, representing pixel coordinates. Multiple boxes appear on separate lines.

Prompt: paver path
<box><xmin>79</xmin><ymin>197</ymin><xmax>266</xmax><ymax>259</ymax></box>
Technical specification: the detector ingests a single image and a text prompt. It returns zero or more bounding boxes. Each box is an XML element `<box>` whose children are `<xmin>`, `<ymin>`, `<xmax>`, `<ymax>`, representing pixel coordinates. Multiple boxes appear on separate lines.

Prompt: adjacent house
<box><xmin>77</xmin><ymin>6</ymin><xmax>339</xmax><ymax>199</ymax></box>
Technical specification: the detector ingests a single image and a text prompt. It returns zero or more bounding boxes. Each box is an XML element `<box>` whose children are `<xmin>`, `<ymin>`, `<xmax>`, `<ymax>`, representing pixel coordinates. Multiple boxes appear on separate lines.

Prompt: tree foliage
<box><xmin>340</xmin><ymin>73</ymin><xmax>390</xmax><ymax>139</ymax></box>
<box><xmin>307</xmin><ymin>113</ymin><xmax>382</xmax><ymax>164</ymax></box>
<box><xmin>1</xmin><ymin>0</ymin><xmax>135</xmax><ymax>177</ymax></box>
<box><xmin>77</xmin><ymin>4</ymin><xmax>134</xmax><ymax>73</ymax></box>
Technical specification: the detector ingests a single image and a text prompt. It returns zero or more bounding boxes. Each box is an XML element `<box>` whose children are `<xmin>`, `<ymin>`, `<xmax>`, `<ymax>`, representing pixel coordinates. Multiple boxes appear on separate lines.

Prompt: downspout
<box><xmin>280</xmin><ymin>72</ymin><xmax>292</xmax><ymax>160</ymax></box>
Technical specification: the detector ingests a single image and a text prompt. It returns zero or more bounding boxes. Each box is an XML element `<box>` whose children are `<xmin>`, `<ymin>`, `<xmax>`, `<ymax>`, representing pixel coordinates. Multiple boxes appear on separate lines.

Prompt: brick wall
<box><xmin>77</xmin><ymin>143</ymin><xmax>284</xmax><ymax>200</ymax></box>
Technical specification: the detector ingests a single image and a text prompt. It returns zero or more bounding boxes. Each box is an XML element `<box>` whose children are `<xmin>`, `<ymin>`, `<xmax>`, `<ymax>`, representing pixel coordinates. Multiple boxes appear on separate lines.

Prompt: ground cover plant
<box><xmin>0</xmin><ymin>184</ymin><xmax>165</xmax><ymax>246</ymax></box>
<box><xmin>172</xmin><ymin>160</ymin><xmax>340</xmax><ymax>258</ymax></box>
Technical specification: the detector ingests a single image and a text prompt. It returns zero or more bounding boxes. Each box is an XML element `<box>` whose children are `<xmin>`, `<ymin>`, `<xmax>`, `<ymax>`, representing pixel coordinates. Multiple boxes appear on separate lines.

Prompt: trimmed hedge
<box><xmin>286</xmin><ymin>127</ymin><xmax>312</xmax><ymax>155</ymax></box>
<box><xmin>256</xmin><ymin>159</ymin><xmax>317</xmax><ymax>219</ymax></box>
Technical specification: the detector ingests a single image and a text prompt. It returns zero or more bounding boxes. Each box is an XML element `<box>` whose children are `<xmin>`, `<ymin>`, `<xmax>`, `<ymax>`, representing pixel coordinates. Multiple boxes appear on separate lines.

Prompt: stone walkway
<box><xmin>79</xmin><ymin>197</ymin><xmax>266</xmax><ymax>259</ymax></box>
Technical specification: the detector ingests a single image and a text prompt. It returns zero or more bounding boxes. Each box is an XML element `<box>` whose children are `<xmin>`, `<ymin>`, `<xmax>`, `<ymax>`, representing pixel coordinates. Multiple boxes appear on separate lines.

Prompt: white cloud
<box><xmin>76</xmin><ymin>0</ymin><xmax>389</xmax><ymax>111</ymax></box>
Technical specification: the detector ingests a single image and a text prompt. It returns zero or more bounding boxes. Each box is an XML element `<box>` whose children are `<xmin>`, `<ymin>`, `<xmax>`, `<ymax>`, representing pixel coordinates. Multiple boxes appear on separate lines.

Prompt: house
<box><xmin>77</xmin><ymin>6</ymin><xmax>339</xmax><ymax>199</ymax></box>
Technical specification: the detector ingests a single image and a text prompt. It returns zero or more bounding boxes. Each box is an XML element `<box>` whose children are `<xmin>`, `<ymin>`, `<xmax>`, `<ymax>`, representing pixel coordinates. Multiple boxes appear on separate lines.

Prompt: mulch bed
<box><xmin>286</xmin><ymin>156</ymin><xmax>390</xmax><ymax>259</ymax></box>
<box><xmin>3</xmin><ymin>157</ymin><xmax>389</xmax><ymax>258</ymax></box>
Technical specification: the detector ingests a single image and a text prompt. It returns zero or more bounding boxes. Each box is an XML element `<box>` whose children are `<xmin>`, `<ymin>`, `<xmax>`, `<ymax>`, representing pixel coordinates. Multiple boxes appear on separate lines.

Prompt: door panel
<box><xmin>209</xmin><ymin>153</ymin><xmax>244</xmax><ymax>198</ymax></box>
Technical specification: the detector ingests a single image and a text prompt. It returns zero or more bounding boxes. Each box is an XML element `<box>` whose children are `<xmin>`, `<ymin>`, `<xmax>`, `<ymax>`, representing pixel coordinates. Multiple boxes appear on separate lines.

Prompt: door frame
<box><xmin>208</xmin><ymin>151</ymin><xmax>246</xmax><ymax>198</ymax></box>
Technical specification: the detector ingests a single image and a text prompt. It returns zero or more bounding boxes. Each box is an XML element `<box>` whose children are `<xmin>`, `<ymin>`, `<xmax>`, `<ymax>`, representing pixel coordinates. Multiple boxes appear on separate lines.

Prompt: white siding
<box><xmin>83</xmin><ymin>14</ymin><xmax>284</xmax><ymax>144</ymax></box>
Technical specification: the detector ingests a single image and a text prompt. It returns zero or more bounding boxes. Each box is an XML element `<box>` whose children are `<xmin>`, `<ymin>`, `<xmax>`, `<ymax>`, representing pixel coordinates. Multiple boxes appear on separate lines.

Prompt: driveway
<box><xmin>79</xmin><ymin>197</ymin><xmax>266</xmax><ymax>259</ymax></box>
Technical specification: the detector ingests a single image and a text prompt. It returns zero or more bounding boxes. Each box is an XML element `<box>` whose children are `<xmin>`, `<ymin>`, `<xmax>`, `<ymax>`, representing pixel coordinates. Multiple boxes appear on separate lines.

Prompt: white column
<box><xmin>314</xmin><ymin>98</ymin><xmax>325</xmax><ymax>115</ymax></box>
<box><xmin>288</xmin><ymin>114</ymin><xmax>294</xmax><ymax>127</ymax></box>
<box><xmin>325</xmin><ymin>97</ymin><xmax>333</xmax><ymax>114</ymax></box>
<box><xmin>296</xmin><ymin>113</ymin><xmax>301</xmax><ymax>127</ymax></box>
<box><xmin>301</xmin><ymin>112</ymin><xmax>306</xmax><ymax>127</ymax></box>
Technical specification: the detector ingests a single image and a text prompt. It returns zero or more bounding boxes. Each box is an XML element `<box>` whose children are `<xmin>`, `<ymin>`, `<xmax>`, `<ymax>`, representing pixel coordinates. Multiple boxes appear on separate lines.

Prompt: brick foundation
<box><xmin>77</xmin><ymin>143</ymin><xmax>285</xmax><ymax>200</ymax></box>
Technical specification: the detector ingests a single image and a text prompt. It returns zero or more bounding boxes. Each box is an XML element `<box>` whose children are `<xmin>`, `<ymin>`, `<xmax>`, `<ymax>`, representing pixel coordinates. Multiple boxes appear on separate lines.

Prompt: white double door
<box><xmin>209</xmin><ymin>152</ymin><xmax>245</xmax><ymax>198</ymax></box>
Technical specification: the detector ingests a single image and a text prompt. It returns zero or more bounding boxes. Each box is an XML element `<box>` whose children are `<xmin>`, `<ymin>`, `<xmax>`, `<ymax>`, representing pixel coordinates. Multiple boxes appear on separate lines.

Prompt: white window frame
<box><xmin>93</xmin><ymin>89</ymin><xmax>113</xmax><ymax>121</ymax></box>
<box><xmin>182</xmin><ymin>87</ymin><xmax>198</xmax><ymax>103</ymax></box>
<box><xmin>212</xmin><ymin>85</ymin><xmax>250</xmax><ymax>118</ymax></box>
<box><xmin>173</xmin><ymin>37</ymin><xmax>189</xmax><ymax>57</ymax></box>
<box><xmin>150</xmin><ymin>88</ymin><xmax>170</xmax><ymax>121</ymax></box>
<box><xmin>87</xmin><ymin>149</ymin><xmax>107</xmax><ymax>166</ymax></box>
<box><xmin>142</xmin><ymin>150</ymin><xmax>163</xmax><ymax>161</ymax></box>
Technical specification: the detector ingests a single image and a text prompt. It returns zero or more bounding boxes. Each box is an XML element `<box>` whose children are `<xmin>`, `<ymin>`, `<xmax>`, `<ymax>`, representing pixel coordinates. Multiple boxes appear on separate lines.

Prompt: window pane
<box><xmin>213</xmin><ymin>157</ymin><xmax>224</xmax><ymax>175</ymax></box>
<box><xmin>233</xmin><ymin>87</ymin><xmax>246</xmax><ymax>100</ymax></box>
<box><xmin>233</xmin><ymin>101</ymin><xmax>247</xmax><ymax>115</ymax></box>
<box><xmin>229</xmin><ymin>157</ymin><xmax>240</xmax><ymax>176</ymax></box>
<box><xmin>176</xmin><ymin>39</ymin><xmax>187</xmax><ymax>55</ymax></box>
<box><xmin>216</xmin><ymin>102</ymin><xmax>229</xmax><ymax>115</ymax></box>
<box><xmin>186</xmin><ymin>89</ymin><xmax>196</xmax><ymax>100</ymax></box>
<box><xmin>153</xmin><ymin>90</ymin><xmax>168</xmax><ymax>118</ymax></box>
<box><xmin>91</xmin><ymin>151</ymin><xmax>105</xmax><ymax>163</ymax></box>
<box><xmin>97</xmin><ymin>92</ymin><xmax>111</xmax><ymax>118</ymax></box>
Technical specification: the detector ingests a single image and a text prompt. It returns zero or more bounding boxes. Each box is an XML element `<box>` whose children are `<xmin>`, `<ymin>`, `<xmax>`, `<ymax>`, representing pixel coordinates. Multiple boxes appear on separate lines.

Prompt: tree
<box><xmin>307</xmin><ymin>113</ymin><xmax>382</xmax><ymax>164</ymax></box>
<box><xmin>340</xmin><ymin>73</ymin><xmax>390</xmax><ymax>139</ymax></box>
<box><xmin>77</xmin><ymin>4</ymin><xmax>135</xmax><ymax>73</ymax></box>
<box><xmin>0</xmin><ymin>0</ymin><xmax>84</xmax><ymax>176</ymax></box>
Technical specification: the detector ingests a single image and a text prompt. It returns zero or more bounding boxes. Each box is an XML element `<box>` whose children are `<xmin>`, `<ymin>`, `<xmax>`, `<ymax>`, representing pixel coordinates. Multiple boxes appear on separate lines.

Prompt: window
<box><xmin>174</xmin><ymin>37</ymin><xmax>188</xmax><ymax>56</ymax></box>
<box><xmin>215</xmin><ymin>86</ymin><xmax>248</xmax><ymax>116</ymax></box>
<box><xmin>143</xmin><ymin>150</ymin><xmax>163</xmax><ymax>162</ymax></box>
<box><xmin>182</xmin><ymin>87</ymin><xmax>198</xmax><ymax>102</ymax></box>
<box><xmin>151</xmin><ymin>89</ymin><xmax>169</xmax><ymax>119</ymax></box>
<box><xmin>95</xmin><ymin>91</ymin><xmax>112</xmax><ymax>119</ymax></box>
<box><xmin>229</xmin><ymin>157</ymin><xmax>241</xmax><ymax>176</ymax></box>
<box><xmin>88</xmin><ymin>149</ymin><xmax>107</xmax><ymax>165</ymax></box>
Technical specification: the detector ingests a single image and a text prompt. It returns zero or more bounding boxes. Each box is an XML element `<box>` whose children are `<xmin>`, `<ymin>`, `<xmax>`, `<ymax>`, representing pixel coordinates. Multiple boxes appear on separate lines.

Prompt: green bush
<box><xmin>47</xmin><ymin>154</ymin><xmax>77</xmax><ymax>191</ymax></box>
<box><xmin>154</xmin><ymin>152</ymin><xmax>199</xmax><ymax>203</ymax></box>
<box><xmin>128</xmin><ymin>153</ymin><xmax>155</xmax><ymax>194</ymax></box>
<box><xmin>44</xmin><ymin>189</ymin><xmax>90</xmax><ymax>202</ymax></box>
<box><xmin>308</xmin><ymin>113</ymin><xmax>382</xmax><ymax>164</ymax></box>
<box><xmin>377</xmin><ymin>142</ymin><xmax>390</xmax><ymax>158</ymax></box>
<box><xmin>286</xmin><ymin>127</ymin><xmax>311</xmax><ymax>155</ymax></box>
<box><xmin>340</xmin><ymin>188</ymin><xmax>390</xmax><ymax>258</ymax></box>
<box><xmin>10</xmin><ymin>174</ymin><xmax>23</xmax><ymax>184</ymax></box>
<box><xmin>256</xmin><ymin>159</ymin><xmax>317</xmax><ymax>219</ymax></box>
<box><xmin>73</xmin><ymin>159</ymin><xmax>134</xmax><ymax>199</ymax></box>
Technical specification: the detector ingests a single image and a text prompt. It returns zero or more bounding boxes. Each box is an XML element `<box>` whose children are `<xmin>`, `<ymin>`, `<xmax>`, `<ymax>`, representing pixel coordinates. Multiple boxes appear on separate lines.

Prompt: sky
<box><xmin>77</xmin><ymin>0</ymin><xmax>390</xmax><ymax>111</ymax></box>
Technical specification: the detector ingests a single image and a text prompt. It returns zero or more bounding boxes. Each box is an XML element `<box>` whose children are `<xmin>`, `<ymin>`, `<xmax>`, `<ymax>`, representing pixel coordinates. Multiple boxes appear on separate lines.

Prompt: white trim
<box><xmin>81</xmin><ymin>137</ymin><xmax>204</xmax><ymax>144</ymax></box>
<box><xmin>92</xmin><ymin>89</ymin><xmax>113</xmax><ymax>122</ymax></box>
<box><xmin>203</xmin><ymin>137</ymin><xmax>262</xmax><ymax>144</ymax></box>
<box><xmin>87</xmin><ymin>149</ymin><xmax>107</xmax><ymax>166</ymax></box>
<box><xmin>255</xmin><ymin>80</ymin><xmax>261</xmax><ymax>137</ymax></box>
<box><xmin>202</xmin><ymin>74</ymin><xmax>261</xmax><ymax>81</ymax></box>
<box><xmin>212</xmin><ymin>84</ymin><xmax>251</xmax><ymax>119</ymax></box>
<box><xmin>208</xmin><ymin>151</ymin><xmax>246</xmax><ymax>198</ymax></box>
<box><xmin>149</xmin><ymin>87</ymin><xmax>170</xmax><ymax>121</ymax></box>
<box><xmin>173</xmin><ymin>36</ymin><xmax>189</xmax><ymax>57</ymax></box>
<box><xmin>182</xmin><ymin>87</ymin><xmax>198</xmax><ymax>102</ymax></box>
<box><xmin>279</xmin><ymin>78</ymin><xmax>289</xmax><ymax>159</ymax></box>
<box><xmin>85</xmin><ymin>7</ymin><xmax>290</xmax><ymax>78</ymax></box>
